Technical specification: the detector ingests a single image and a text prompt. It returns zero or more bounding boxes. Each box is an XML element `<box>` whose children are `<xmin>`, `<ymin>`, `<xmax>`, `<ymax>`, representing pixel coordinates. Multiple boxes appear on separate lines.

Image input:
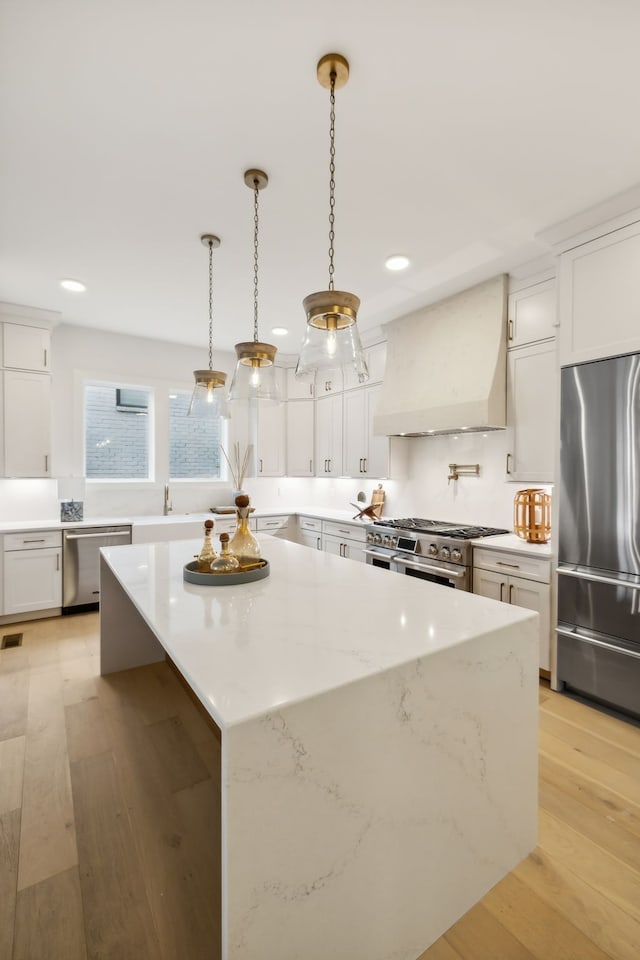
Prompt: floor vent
<box><xmin>1</xmin><ymin>632</ymin><xmax>23</xmax><ymax>649</ymax></box>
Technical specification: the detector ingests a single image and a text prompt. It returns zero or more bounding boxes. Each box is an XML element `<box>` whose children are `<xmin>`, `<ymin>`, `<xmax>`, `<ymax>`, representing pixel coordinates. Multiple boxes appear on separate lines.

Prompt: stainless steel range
<box><xmin>365</xmin><ymin>518</ymin><xmax>509</xmax><ymax>590</ymax></box>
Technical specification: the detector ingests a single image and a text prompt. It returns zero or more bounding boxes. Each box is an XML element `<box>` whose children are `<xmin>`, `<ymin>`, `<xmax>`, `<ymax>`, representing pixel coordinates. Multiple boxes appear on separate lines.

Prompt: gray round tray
<box><xmin>183</xmin><ymin>559</ymin><xmax>270</xmax><ymax>586</ymax></box>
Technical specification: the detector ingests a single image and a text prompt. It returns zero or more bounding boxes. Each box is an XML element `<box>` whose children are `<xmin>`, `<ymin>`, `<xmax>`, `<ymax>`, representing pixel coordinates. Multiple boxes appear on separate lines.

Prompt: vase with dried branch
<box><xmin>221</xmin><ymin>442</ymin><xmax>252</xmax><ymax>500</ymax></box>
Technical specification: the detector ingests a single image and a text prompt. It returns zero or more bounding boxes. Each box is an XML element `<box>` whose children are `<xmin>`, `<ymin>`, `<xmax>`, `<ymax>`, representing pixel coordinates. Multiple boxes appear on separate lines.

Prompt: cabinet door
<box><xmin>472</xmin><ymin>567</ymin><xmax>506</xmax><ymax>602</ymax></box>
<box><xmin>343</xmin><ymin>342</ymin><xmax>387</xmax><ymax>390</ymax></box>
<box><xmin>3</xmin><ymin>323</ymin><xmax>51</xmax><ymax>372</ymax></box>
<box><xmin>558</xmin><ymin>221</ymin><xmax>640</xmax><ymax>366</ymax></box>
<box><xmin>343</xmin><ymin>389</ymin><xmax>367</xmax><ymax>476</ymax></box>
<box><xmin>507</xmin><ymin>280</ymin><xmax>556</xmax><ymax>348</ymax></box>
<box><xmin>342</xmin><ymin>540</ymin><xmax>366</xmax><ymax>563</ymax></box>
<box><xmin>3</xmin><ymin>548</ymin><xmax>62</xmax><ymax>613</ymax></box>
<box><xmin>506</xmin><ymin>342</ymin><xmax>556</xmax><ymax>482</ymax></box>
<box><xmin>315</xmin><ymin>395</ymin><xmax>342</xmax><ymax>476</ymax></box>
<box><xmin>286</xmin><ymin>400</ymin><xmax>314</xmax><ymax>476</ymax></box>
<box><xmin>286</xmin><ymin>368</ymin><xmax>315</xmax><ymax>400</ymax></box>
<box><xmin>299</xmin><ymin>530</ymin><xmax>322</xmax><ymax>551</ymax></box>
<box><xmin>322</xmin><ymin>533</ymin><xmax>343</xmax><ymax>557</ymax></box>
<box><xmin>3</xmin><ymin>370</ymin><xmax>51</xmax><ymax>477</ymax></box>
<box><xmin>508</xmin><ymin>577</ymin><xmax>551</xmax><ymax>672</ymax></box>
<box><xmin>256</xmin><ymin>401</ymin><xmax>286</xmax><ymax>477</ymax></box>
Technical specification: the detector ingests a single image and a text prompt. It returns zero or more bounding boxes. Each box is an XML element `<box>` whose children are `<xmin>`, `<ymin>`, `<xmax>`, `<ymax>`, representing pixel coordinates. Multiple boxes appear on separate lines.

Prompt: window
<box><xmin>169</xmin><ymin>390</ymin><xmax>223</xmax><ymax>479</ymax></box>
<box><xmin>85</xmin><ymin>383</ymin><xmax>152</xmax><ymax>479</ymax></box>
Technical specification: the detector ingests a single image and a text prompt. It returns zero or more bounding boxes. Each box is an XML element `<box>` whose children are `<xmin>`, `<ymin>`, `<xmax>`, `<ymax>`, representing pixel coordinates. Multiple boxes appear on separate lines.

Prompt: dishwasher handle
<box><xmin>64</xmin><ymin>531</ymin><xmax>131</xmax><ymax>541</ymax></box>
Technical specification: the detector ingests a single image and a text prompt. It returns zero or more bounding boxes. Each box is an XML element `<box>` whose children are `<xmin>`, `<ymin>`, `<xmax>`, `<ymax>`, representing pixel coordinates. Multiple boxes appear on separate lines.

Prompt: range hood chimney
<box><xmin>373</xmin><ymin>274</ymin><xmax>507</xmax><ymax>437</ymax></box>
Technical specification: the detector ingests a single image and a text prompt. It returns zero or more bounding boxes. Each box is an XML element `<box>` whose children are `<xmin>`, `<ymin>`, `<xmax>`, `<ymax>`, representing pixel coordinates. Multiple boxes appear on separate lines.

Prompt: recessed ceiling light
<box><xmin>60</xmin><ymin>278</ymin><xmax>86</xmax><ymax>292</ymax></box>
<box><xmin>384</xmin><ymin>254</ymin><xmax>410</xmax><ymax>272</ymax></box>
<box><xmin>271</xmin><ymin>327</ymin><xmax>288</xmax><ymax>336</ymax></box>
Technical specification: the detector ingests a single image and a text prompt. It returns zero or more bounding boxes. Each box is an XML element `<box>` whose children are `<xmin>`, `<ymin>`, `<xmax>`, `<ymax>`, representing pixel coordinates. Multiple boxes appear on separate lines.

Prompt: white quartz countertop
<box><xmin>101</xmin><ymin>535</ymin><xmax>535</xmax><ymax>730</ymax></box>
<box><xmin>470</xmin><ymin>532</ymin><xmax>555</xmax><ymax>558</ymax></box>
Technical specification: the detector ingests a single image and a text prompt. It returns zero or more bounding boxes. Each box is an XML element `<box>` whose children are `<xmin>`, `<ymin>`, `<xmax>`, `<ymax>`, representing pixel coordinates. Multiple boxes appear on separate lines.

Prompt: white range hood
<box><xmin>373</xmin><ymin>274</ymin><xmax>508</xmax><ymax>437</ymax></box>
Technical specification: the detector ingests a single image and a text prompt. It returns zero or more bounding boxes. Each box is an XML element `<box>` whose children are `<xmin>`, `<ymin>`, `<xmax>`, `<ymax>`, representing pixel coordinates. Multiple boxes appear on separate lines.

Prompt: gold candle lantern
<box><xmin>514</xmin><ymin>488</ymin><xmax>551</xmax><ymax>544</ymax></box>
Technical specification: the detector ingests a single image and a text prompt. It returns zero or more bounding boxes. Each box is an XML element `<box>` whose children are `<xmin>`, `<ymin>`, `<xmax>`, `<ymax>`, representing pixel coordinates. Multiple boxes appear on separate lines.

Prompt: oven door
<box><xmin>364</xmin><ymin>547</ymin><xmax>397</xmax><ymax>571</ymax></box>
<box><xmin>393</xmin><ymin>554</ymin><xmax>470</xmax><ymax>590</ymax></box>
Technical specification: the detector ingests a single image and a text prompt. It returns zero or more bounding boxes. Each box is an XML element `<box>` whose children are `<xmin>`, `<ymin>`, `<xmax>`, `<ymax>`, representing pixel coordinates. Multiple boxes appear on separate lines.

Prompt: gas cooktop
<box><xmin>371</xmin><ymin>518</ymin><xmax>509</xmax><ymax>540</ymax></box>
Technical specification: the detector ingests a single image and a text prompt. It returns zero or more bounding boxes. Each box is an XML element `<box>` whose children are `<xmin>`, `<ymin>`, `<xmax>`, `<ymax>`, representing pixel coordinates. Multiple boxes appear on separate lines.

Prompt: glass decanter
<box><xmin>230</xmin><ymin>494</ymin><xmax>261</xmax><ymax>566</ymax></box>
<box><xmin>209</xmin><ymin>533</ymin><xmax>240</xmax><ymax>574</ymax></box>
<box><xmin>197</xmin><ymin>519</ymin><xmax>217</xmax><ymax>572</ymax></box>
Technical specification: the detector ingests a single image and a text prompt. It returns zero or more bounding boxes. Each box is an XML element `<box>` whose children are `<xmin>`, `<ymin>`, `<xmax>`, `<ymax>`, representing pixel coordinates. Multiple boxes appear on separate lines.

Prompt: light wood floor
<box><xmin>1</xmin><ymin>613</ymin><xmax>640</xmax><ymax>959</ymax></box>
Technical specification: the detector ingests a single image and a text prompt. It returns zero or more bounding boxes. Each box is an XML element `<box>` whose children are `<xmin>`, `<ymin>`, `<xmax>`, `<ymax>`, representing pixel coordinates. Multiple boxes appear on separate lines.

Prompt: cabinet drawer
<box><xmin>4</xmin><ymin>530</ymin><xmax>61</xmax><ymax>551</ymax></box>
<box><xmin>298</xmin><ymin>516</ymin><xmax>322</xmax><ymax>534</ymax></box>
<box><xmin>322</xmin><ymin>520</ymin><xmax>366</xmax><ymax>543</ymax></box>
<box><xmin>256</xmin><ymin>515</ymin><xmax>290</xmax><ymax>531</ymax></box>
<box><xmin>473</xmin><ymin>547</ymin><xmax>550</xmax><ymax>584</ymax></box>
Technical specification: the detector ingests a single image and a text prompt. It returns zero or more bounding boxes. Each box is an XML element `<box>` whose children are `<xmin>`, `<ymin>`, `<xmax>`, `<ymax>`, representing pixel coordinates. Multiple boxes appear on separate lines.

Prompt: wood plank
<box><xmin>61</xmin><ymin>652</ymin><xmax>99</xmax><ymax>707</ymax></box>
<box><xmin>0</xmin><ymin>735</ymin><xmax>25</xmax><ymax>814</ymax></box>
<box><xmin>540</xmin><ymin>728</ymin><xmax>640</xmax><ymax>808</ymax></box>
<box><xmin>419</xmin><ymin>937</ymin><xmax>465</xmax><ymax>960</ymax></box>
<box><xmin>515</xmin><ymin>846</ymin><xmax>640</xmax><ymax>960</ymax></box>
<box><xmin>70</xmin><ymin>750</ymin><xmax>163</xmax><ymax>959</ymax></box>
<box><xmin>0</xmin><ymin>665</ymin><xmax>29</xmax><ymax>740</ymax></box>
<box><xmin>18</xmin><ymin>663</ymin><xmax>77</xmax><ymax>891</ymax></box>
<box><xmin>13</xmin><ymin>866</ymin><xmax>87</xmax><ymax>960</ymax></box>
<box><xmin>0</xmin><ymin>808</ymin><xmax>20</xmax><ymax>960</ymax></box>
<box><xmin>65</xmin><ymin>696</ymin><xmax>111</xmax><ymax>763</ymax></box>
<box><xmin>145</xmin><ymin>713</ymin><xmax>211</xmax><ymax>794</ymax></box>
<box><xmin>443</xmin><ymin>901</ymin><xmax>538</xmax><ymax>960</ymax></box>
<box><xmin>482</xmin><ymin>871</ymin><xmax>614</xmax><ymax>960</ymax></box>
<box><xmin>538</xmin><ymin>807</ymin><xmax>640</xmax><ymax>922</ymax></box>
<box><xmin>539</xmin><ymin>752</ymin><xmax>640</xmax><ymax>841</ymax></box>
<box><xmin>539</xmin><ymin>774</ymin><xmax>640</xmax><ymax>874</ymax></box>
<box><xmin>540</xmin><ymin>709</ymin><xmax>640</xmax><ymax>780</ymax></box>
<box><xmin>540</xmin><ymin>688</ymin><xmax>640</xmax><ymax>758</ymax></box>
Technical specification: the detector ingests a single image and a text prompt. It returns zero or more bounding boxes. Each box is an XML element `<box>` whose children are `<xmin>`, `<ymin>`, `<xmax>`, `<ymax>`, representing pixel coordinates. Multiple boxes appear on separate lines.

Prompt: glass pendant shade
<box><xmin>188</xmin><ymin>369</ymin><xmax>229</xmax><ymax>418</ymax></box>
<box><xmin>295</xmin><ymin>291</ymin><xmax>369</xmax><ymax>381</ymax></box>
<box><xmin>228</xmin><ymin>341</ymin><xmax>281</xmax><ymax>402</ymax></box>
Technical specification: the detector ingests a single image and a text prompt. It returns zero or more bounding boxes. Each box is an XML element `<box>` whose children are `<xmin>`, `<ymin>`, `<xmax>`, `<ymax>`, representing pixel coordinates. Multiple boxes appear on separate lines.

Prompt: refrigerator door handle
<box><xmin>557</xmin><ymin>566</ymin><xmax>640</xmax><ymax>591</ymax></box>
<box><xmin>556</xmin><ymin>625</ymin><xmax>640</xmax><ymax>661</ymax></box>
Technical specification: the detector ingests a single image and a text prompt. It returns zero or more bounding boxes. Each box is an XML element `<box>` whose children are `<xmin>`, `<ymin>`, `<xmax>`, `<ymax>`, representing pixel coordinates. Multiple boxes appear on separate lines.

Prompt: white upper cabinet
<box><xmin>315</xmin><ymin>394</ymin><xmax>343</xmax><ymax>476</ymax></box>
<box><xmin>343</xmin><ymin>384</ymin><xmax>392</xmax><ymax>478</ymax></box>
<box><xmin>286</xmin><ymin>400</ymin><xmax>314</xmax><ymax>477</ymax></box>
<box><xmin>506</xmin><ymin>341</ymin><xmax>556</xmax><ymax>482</ymax></box>
<box><xmin>507</xmin><ymin>280</ymin><xmax>556</xmax><ymax>348</ymax></box>
<box><xmin>3</xmin><ymin>370</ymin><xmax>52</xmax><ymax>476</ymax></box>
<box><xmin>3</xmin><ymin>322</ymin><xmax>51</xmax><ymax>372</ymax></box>
<box><xmin>558</xmin><ymin>219</ymin><xmax>640</xmax><ymax>366</ymax></box>
<box><xmin>286</xmin><ymin>367</ymin><xmax>314</xmax><ymax>400</ymax></box>
<box><xmin>256</xmin><ymin>399</ymin><xmax>286</xmax><ymax>477</ymax></box>
<box><xmin>343</xmin><ymin>342</ymin><xmax>387</xmax><ymax>390</ymax></box>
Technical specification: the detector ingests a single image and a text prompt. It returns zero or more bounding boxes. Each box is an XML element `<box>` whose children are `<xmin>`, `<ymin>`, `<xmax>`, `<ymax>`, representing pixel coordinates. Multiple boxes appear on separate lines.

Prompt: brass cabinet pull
<box><xmin>506</xmin><ymin>453</ymin><xmax>512</xmax><ymax>475</ymax></box>
<box><xmin>259</xmin><ymin>458</ymin><xmax>263</xmax><ymax>473</ymax></box>
<box><xmin>508</xmin><ymin>318</ymin><xmax>514</xmax><ymax>341</ymax></box>
<box><xmin>56</xmin><ymin>553</ymin><xmax>60</xmax><ymax>571</ymax></box>
<box><xmin>317</xmin><ymin>536</ymin><xmax>321</xmax><ymax>549</ymax></box>
<box><xmin>44</xmin><ymin>348</ymin><xmax>48</xmax><ymax>367</ymax></box>
<box><xmin>496</xmin><ymin>560</ymin><xmax>520</xmax><ymax>569</ymax></box>
<box><xmin>309</xmin><ymin>459</ymin><xmax>313</xmax><ymax>473</ymax></box>
<box><xmin>499</xmin><ymin>582</ymin><xmax>505</xmax><ymax>601</ymax></box>
<box><xmin>45</xmin><ymin>454</ymin><xmax>49</xmax><ymax>473</ymax></box>
<box><xmin>363</xmin><ymin>457</ymin><xmax>367</xmax><ymax>473</ymax></box>
<box><xmin>509</xmin><ymin>583</ymin><xmax>514</xmax><ymax>603</ymax></box>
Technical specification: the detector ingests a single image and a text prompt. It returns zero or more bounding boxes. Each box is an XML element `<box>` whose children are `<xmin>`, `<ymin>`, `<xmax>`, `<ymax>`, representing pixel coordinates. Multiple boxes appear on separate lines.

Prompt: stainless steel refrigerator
<box><xmin>558</xmin><ymin>352</ymin><xmax>640</xmax><ymax>720</ymax></box>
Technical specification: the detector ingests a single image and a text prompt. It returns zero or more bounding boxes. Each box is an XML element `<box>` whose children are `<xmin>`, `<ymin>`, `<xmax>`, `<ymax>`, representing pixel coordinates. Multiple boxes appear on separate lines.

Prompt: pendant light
<box><xmin>188</xmin><ymin>234</ymin><xmax>229</xmax><ymax>418</ymax></box>
<box><xmin>296</xmin><ymin>53</ymin><xmax>369</xmax><ymax>384</ymax></box>
<box><xmin>228</xmin><ymin>170</ymin><xmax>281</xmax><ymax>402</ymax></box>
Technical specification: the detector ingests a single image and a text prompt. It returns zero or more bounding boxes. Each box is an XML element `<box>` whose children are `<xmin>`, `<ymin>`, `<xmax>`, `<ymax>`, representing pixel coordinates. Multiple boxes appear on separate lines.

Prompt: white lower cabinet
<box><xmin>3</xmin><ymin>530</ymin><xmax>62</xmax><ymax>615</ymax></box>
<box><xmin>297</xmin><ymin>516</ymin><xmax>322</xmax><ymax>550</ymax></box>
<box><xmin>322</xmin><ymin>521</ymin><xmax>366</xmax><ymax>563</ymax></box>
<box><xmin>473</xmin><ymin>547</ymin><xmax>551</xmax><ymax>671</ymax></box>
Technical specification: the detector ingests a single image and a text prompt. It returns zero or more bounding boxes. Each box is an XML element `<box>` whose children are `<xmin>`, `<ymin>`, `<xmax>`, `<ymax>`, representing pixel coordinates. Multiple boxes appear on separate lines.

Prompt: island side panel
<box><xmin>100</xmin><ymin>556</ymin><xmax>166</xmax><ymax>674</ymax></box>
<box><xmin>222</xmin><ymin>617</ymin><xmax>538</xmax><ymax>960</ymax></box>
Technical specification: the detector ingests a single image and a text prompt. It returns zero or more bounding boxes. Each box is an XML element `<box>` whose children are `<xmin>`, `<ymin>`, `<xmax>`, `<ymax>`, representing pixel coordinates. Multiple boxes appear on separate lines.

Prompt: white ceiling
<box><xmin>2</xmin><ymin>0</ymin><xmax>640</xmax><ymax>358</ymax></box>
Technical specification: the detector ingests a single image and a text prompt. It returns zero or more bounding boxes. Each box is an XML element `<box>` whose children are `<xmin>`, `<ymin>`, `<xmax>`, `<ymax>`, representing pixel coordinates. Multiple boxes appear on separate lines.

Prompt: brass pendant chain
<box><xmin>253</xmin><ymin>178</ymin><xmax>260</xmax><ymax>342</ymax></box>
<box><xmin>208</xmin><ymin>239</ymin><xmax>214</xmax><ymax>370</ymax></box>
<box><xmin>328</xmin><ymin>72</ymin><xmax>336</xmax><ymax>292</ymax></box>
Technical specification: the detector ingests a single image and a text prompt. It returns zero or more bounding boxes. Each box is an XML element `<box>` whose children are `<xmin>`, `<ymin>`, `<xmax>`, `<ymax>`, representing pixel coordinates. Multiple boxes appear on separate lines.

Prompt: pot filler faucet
<box><xmin>163</xmin><ymin>483</ymin><xmax>172</xmax><ymax>515</ymax></box>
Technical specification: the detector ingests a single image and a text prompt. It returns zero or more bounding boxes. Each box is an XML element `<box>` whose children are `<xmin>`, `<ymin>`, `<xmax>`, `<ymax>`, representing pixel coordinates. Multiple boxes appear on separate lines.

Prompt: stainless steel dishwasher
<box><xmin>62</xmin><ymin>525</ymin><xmax>132</xmax><ymax>610</ymax></box>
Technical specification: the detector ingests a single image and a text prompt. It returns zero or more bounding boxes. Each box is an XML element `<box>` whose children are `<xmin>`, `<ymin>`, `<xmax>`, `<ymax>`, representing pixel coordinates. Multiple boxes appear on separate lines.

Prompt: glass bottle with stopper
<box><xmin>197</xmin><ymin>519</ymin><xmax>217</xmax><ymax>572</ymax></box>
<box><xmin>209</xmin><ymin>533</ymin><xmax>240</xmax><ymax>574</ymax></box>
<box><xmin>230</xmin><ymin>494</ymin><xmax>261</xmax><ymax>566</ymax></box>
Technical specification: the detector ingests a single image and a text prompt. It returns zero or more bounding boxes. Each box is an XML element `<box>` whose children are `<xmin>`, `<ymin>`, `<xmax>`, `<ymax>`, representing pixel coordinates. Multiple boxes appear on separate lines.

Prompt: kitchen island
<box><xmin>100</xmin><ymin>536</ymin><xmax>538</xmax><ymax>960</ymax></box>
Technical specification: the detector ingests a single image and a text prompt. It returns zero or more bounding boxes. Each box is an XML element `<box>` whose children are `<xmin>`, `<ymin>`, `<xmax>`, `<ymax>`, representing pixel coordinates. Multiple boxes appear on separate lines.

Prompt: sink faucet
<box><xmin>163</xmin><ymin>483</ymin><xmax>172</xmax><ymax>515</ymax></box>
